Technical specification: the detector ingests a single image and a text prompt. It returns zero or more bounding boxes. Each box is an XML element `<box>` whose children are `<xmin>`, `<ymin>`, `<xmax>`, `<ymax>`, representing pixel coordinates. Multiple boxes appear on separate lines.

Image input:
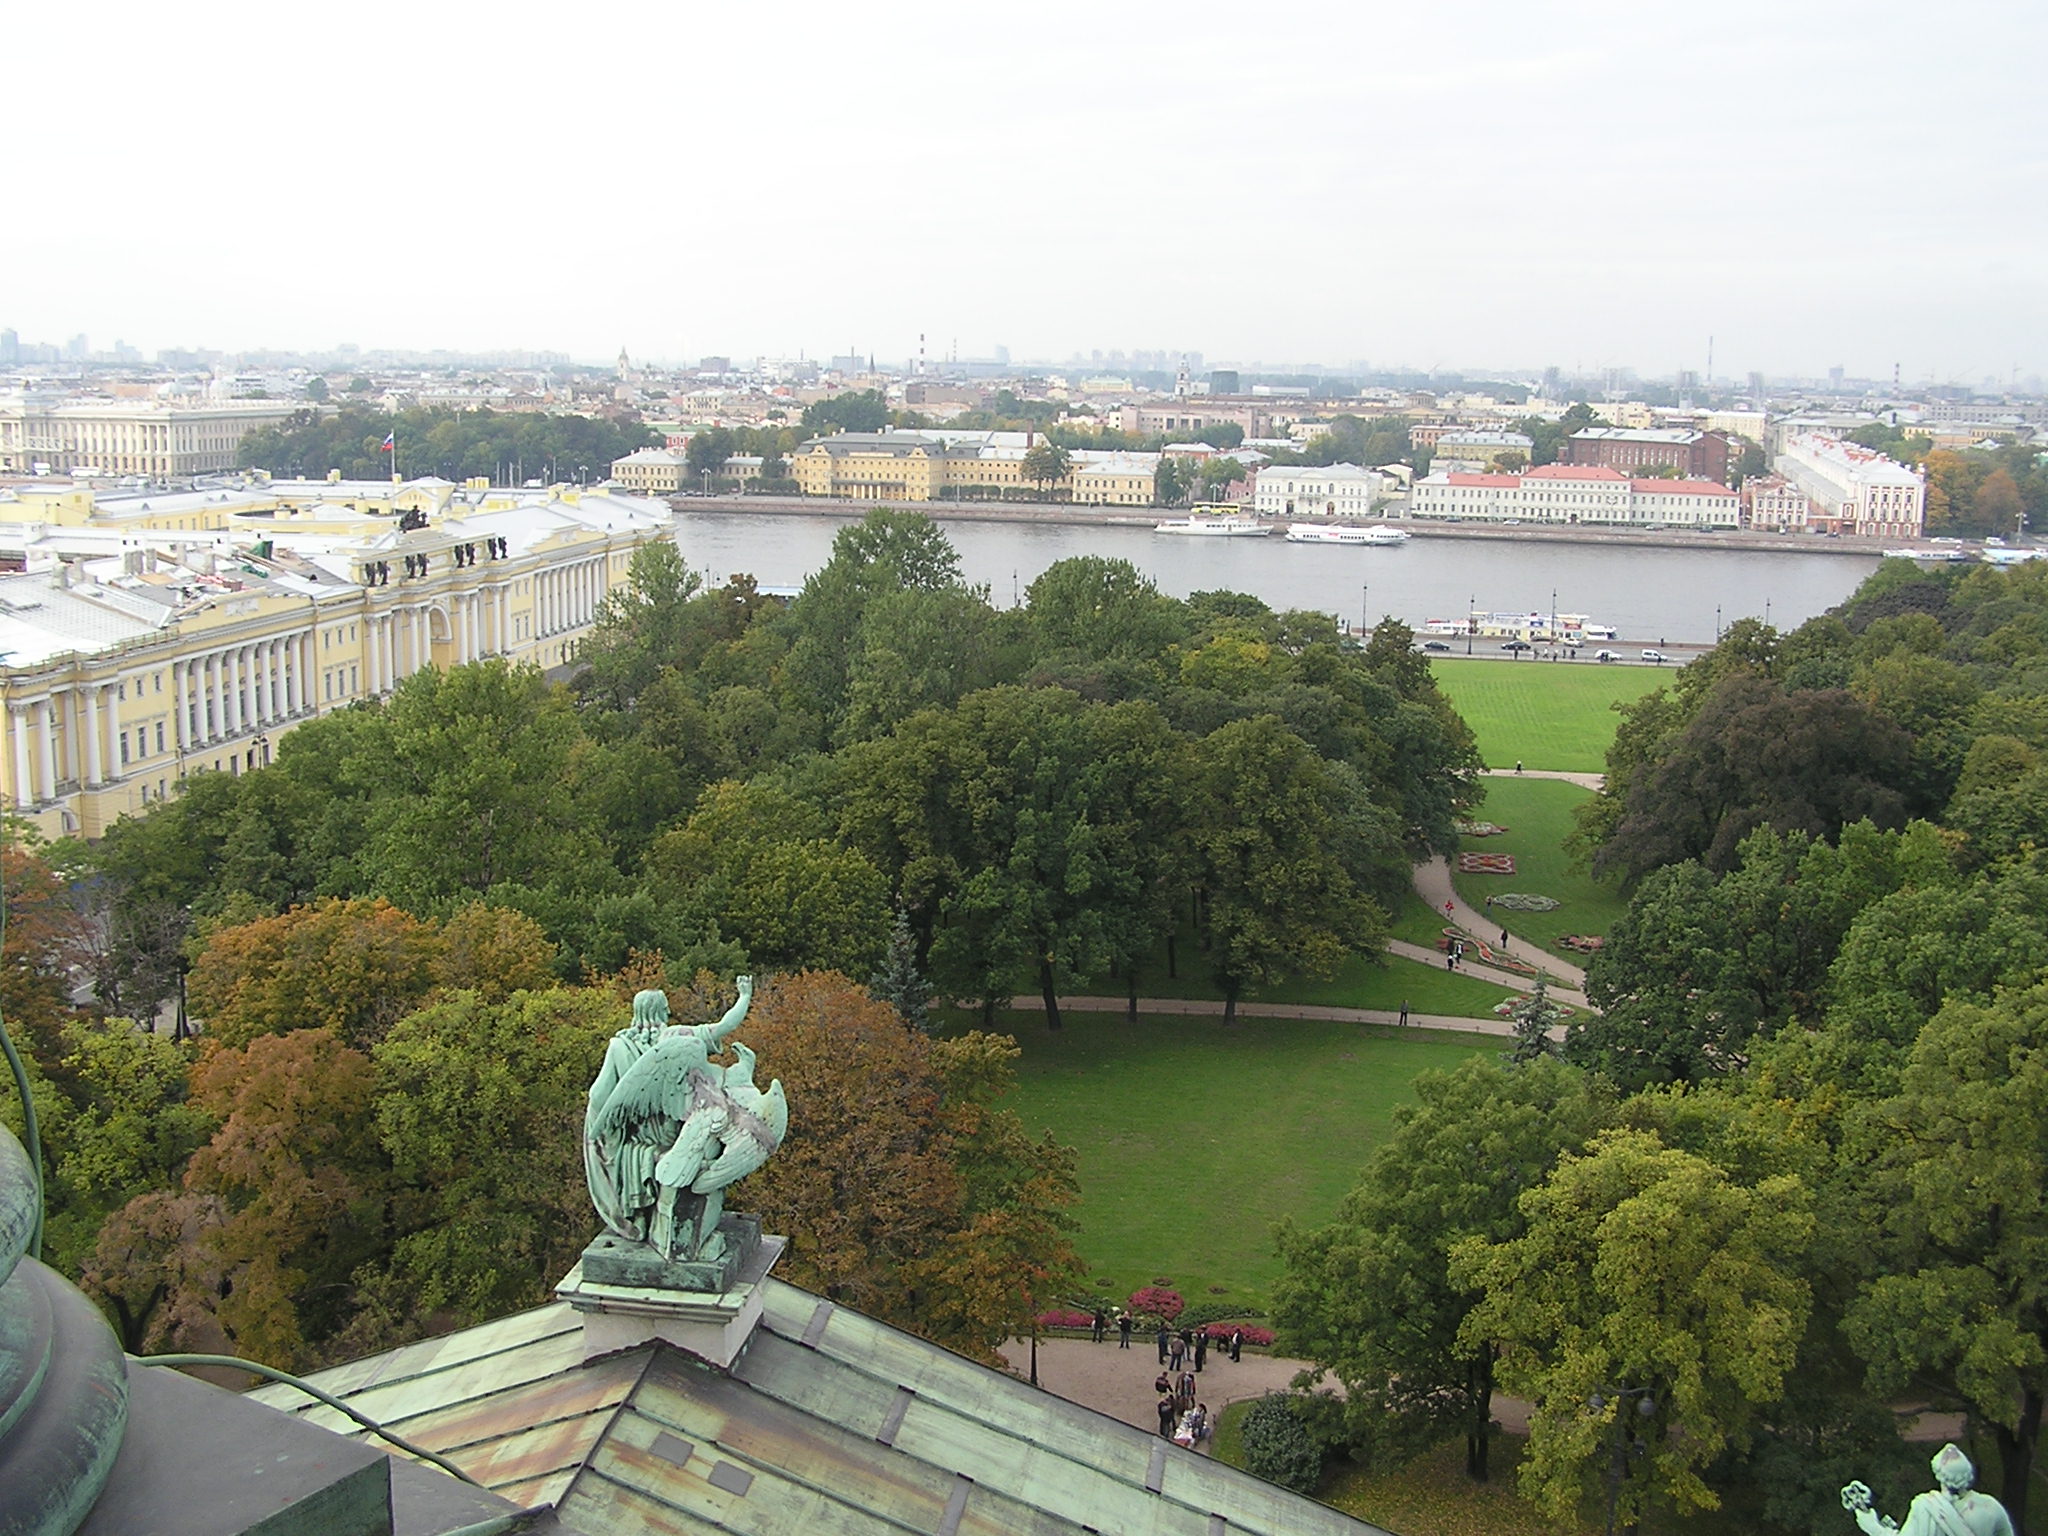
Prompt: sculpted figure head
<box><xmin>1933</xmin><ymin>1444</ymin><xmax>1974</xmax><ymax>1493</ymax></box>
<box><xmin>630</xmin><ymin>989</ymin><xmax>670</xmax><ymax>1036</ymax></box>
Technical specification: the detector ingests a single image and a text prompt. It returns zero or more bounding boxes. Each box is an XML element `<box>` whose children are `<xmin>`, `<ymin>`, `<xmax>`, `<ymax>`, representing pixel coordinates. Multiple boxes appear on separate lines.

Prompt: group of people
<box><xmin>1083</xmin><ymin>1307</ymin><xmax>1248</xmax><ymax>1447</ymax></box>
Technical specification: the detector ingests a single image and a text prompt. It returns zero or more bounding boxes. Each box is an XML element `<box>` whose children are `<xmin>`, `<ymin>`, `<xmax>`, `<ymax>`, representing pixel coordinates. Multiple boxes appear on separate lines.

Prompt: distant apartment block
<box><xmin>1772</xmin><ymin>434</ymin><xmax>1925</xmax><ymax>538</ymax></box>
<box><xmin>1407</xmin><ymin>464</ymin><xmax>1739</xmax><ymax>528</ymax></box>
<box><xmin>1107</xmin><ymin>402</ymin><xmax>1272</xmax><ymax>439</ymax></box>
<box><xmin>1430</xmin><ymin>430</ymin><xmax>1534</xmax><ymax>471</ymax></box>
<box><xmin>1564</xmin><ymin>427</ymin><xmax>1732</xmax><ymax>484</ymax></box>
<box><xmin>0</xmin><ymin>397</ymin><xmax>302</xmax><ymax>476</ymax></box>
<box><xmin>1253</xmin><ymin>465</ymin><xmax>1384</xmax><ymax>520</ymax></box>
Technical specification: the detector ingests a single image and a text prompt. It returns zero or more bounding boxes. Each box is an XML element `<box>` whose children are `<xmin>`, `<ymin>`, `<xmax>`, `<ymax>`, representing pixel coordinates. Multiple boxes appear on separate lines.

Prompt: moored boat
<box><xmin>1155</xmin><ymin>515</ymin><xmax>1273</xmax><ymax>536</ymax></box>
<box><xmin>1286</xmin><ymin>523</ymin><xmax>1410</xmax><ymax>546</ymax></box>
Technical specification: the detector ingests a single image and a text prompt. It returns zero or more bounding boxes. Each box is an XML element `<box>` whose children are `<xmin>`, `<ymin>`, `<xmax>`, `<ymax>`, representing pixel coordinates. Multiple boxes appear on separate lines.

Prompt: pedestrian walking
<box><xmin>1155</xmin><ymin>1370</ymin><xmax>1172</xmax><ymax>1397</ymax></box>
<box><xmin>1179</xmin><ymin>1371</ymin><xmax>1197</xmax><ymax>1411</ymax></box>
<box><xmin>1445</xmin><ymin>952</ymin><xmax>1454</xmax><ymax>971</ymax></box>
<box><xmin>1179</xmin><ymin>1326</ymin><xmax>1195</xmax><ymax>1360</ymax></box>
<box><xmin>1515</xmin><ymin>759</ymin><xmax>1523</xmax><ymax>774</ymax></box>
<box><xmin>1229</xmin><ymin>1328</ymin><xmax>1243</xmax><ymax>1363</ymax></box>
<box><xmin>1194</xmin><ymin>1332</ymin><xmax>1208</xmax><ymax>1371</ymax></box>
<box><xmin>1157</xmin><ymin>1323</ymin><xmax>1169</xmax><ymax>1364</ymax></box>
<box><xmin>1500</xmin><ymin>927</ymin><xmax>1509</xmax><ymax>948</ymax></box>
<box><xmin>1157</xmin><ymin>1394</ymin><xmax>1177</xmax><ymax>1438</ymax></box>
<box><xmin>1484</xmin><ymin>894</ymin><xmax>1494</xmax><ymax>910</ymax></box>
<box><xmin>1091</xmin><ymin>1307</ymin><xmax>1106</xmax><ymax>1344</ymax></box>
<box><xmin>1118</xmin><ymin>1311</ymin><xmax>1133</xmax><ymax>1349</ymax></box>
<box><xmin>1398</xmin><ymin>1000</ymin><xmax>1410</xmax><ymax>1028</ymax></box>
<box><xmin>1168</xmin><ymin>1336</ymin><xmax>1185</xmax><ymax>1372</ymax></box>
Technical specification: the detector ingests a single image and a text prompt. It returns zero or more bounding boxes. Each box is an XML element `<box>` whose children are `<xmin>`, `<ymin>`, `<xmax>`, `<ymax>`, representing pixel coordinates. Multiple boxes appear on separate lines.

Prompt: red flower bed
<box><xmin>1126</xmin><ymin>1285</ymin><xmax>1185</xmax><ymax>1322</ymax></box>
<box><xmin>1035</xmin><ymin>1309</ymin><xmax>1095</xmax><ymax>1330</ymax></box>
<box><xmin>1202</xmin><ymin>1322</ymin><xmax>1275</xmax><ymax>1346</ymax></box>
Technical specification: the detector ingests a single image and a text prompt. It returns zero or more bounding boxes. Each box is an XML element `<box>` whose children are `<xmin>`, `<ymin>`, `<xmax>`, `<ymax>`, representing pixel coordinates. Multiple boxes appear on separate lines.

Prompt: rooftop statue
<box><xmin>583</xmin><ymin>976</ymin><xmax>787</xmax><ymax>1266</ymax></box>
<box><xmin>1843</xmin><ymin>1444</ymin><xmax>2015</xmax><ymax>1536</ymax></box>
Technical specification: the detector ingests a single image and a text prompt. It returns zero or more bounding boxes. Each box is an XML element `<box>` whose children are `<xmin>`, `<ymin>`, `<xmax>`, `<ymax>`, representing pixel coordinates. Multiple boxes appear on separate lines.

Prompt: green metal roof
<box><xmin>251</xmin><ymin>1275</ymin><xmax>1398</xmax><ymax>1536</ymax></box>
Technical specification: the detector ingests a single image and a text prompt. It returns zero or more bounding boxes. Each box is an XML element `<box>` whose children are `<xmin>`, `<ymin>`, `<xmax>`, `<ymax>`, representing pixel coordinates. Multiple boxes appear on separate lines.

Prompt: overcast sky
<box><xmin>9</xmin><ymin>0</ymin><xmax>2044</xmax><ymax>384</ymax></box>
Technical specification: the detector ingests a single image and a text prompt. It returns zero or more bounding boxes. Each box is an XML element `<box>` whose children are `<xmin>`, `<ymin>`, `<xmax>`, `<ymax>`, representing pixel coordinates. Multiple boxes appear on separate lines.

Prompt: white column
<box><xmin>82</xmin><ymin>686</ymin><xmax>104</xmax><ymax>787</ymax></box>
<box><xmin>172</xmin><ymin>661</ymin><xmax>188</xmax><ymax>749</ymax></box>
<box><xmin>462</xmin><ymin>594</ymin><xmax>477</xmax><ymax>661</ymax></box>
<box><xmin>241</xmin><ymin>645</ymin><xmax>260</xmax><ymax>727</ymax></box>
<box><xmin>261</xmin><ymin>640</ymin><xmax>279</xmax><ymax>720</ymax></box>
<box><xmin>283</xmin><ymin>638</ymin><xmax>299</xmax><ymax>716</ymax></box>
<box><xmin>224</xmin><ymin>650</ymin><xmax>242</xmax><ymax>737</ymax></box>
<box><xmin>10</xmin><ymin>705</ymin><xmax>32</xmax><ymax>808</ymax></box>
<box><xmin>34</xmin><ymin>699</ymin><xmax>56</xmax><ymax>801</ymax></box>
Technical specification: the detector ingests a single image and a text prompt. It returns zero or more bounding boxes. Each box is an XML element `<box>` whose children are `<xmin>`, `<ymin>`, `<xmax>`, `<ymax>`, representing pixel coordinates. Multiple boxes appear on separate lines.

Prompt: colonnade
<box><xmin>4</xmin><ymin>554</ymin><xmax>617</xmax><ymax>813</ymax></box>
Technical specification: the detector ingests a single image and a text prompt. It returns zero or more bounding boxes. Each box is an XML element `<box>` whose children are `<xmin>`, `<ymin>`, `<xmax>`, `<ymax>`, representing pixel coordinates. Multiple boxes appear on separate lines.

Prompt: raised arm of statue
<box><xmin>700</xmin><ymin>974</ymin><xmax>753</xmax><ymax>1050</ymax></box>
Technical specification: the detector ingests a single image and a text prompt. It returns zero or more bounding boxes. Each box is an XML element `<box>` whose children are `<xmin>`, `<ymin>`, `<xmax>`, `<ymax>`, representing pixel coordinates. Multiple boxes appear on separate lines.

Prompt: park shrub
<box><xmin>1127</xmin><ymin>1285</ymin><xmax>1185</xmax><ymax>1322</ymax></box>
<box><xmin>1239</xmin><ymin>1394</ymin><xmax>1322</xmax><ymax>1493</ymax></box>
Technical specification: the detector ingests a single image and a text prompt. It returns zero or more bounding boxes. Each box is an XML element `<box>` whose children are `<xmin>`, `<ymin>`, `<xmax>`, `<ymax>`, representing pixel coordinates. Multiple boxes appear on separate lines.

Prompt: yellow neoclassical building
<box><xmin>790</xmin><ymin>430</ymin><xmax>1165</xmax><ymax>505</ymax></box>
<box><xmin>0</xmin><ymin>476</ymin><xmax>675</xmax><ymax>838</ymax></box>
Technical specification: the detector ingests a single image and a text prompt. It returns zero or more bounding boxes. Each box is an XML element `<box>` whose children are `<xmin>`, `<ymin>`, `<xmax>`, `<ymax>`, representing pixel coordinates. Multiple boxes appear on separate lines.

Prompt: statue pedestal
<box><xmin>557</xmin><ymin>1221</ymin><xmax>784</xmax><ymax>1371</ymax></box>
<box><xmin>581</xmin><ymin>1212</ymin><xmax>763</xmax><ymax>1293</ymax></box>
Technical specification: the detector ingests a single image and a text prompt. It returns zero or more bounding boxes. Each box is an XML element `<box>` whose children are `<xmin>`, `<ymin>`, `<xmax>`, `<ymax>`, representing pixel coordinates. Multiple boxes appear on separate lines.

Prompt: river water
<box><xmin>674</xmin><ymin>509</ymin><xmax>1881</xmax><ymax>647</ymax></box>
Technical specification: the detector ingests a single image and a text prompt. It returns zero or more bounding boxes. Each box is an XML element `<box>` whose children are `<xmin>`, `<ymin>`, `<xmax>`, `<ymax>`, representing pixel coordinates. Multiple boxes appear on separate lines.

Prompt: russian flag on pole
<box><xmin>381</xmin><ymin>432</ymin><xmax>395</xmax><ymax>452</ymax></box>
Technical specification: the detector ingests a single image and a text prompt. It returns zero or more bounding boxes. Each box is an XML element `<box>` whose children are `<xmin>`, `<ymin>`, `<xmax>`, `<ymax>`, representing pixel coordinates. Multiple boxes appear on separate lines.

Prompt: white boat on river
<box><xmin>1155</xmin><ymin>515</ymin><xmax>1273</xmax><ymax>537</ymax></box>
<box><xmin>1286</xmin><ymin>523</ymin><xmax>1410</xmax><ymax>546</ymax></box>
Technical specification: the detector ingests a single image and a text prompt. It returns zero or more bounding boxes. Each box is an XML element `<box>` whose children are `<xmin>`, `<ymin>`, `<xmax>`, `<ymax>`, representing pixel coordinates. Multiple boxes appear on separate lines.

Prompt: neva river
<box><xmin>674</xmin><ymin>509</ymin><xmax>1882</xmax><ymax>647</ymax></box>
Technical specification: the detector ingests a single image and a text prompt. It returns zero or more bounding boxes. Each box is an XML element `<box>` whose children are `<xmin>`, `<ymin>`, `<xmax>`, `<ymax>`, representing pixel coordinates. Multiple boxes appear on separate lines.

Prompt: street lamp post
<box><xmin>702</xmin><ymin>468</ymin><xmax>713</xmax><ymax>498</ymax></box>
<box><xmin>1362</xmin><ymin>583</ymin><xmax>1369</xmax><ymax>637</ymax></box>
<box><xmin>1467</xmin><ymin>593</ymin><xmax>1475</xmax><ymax>655</ymax></box>
<box><xmin>1589</xmin><ymin>1388</ymin><xmax>1658</xmax><ymax>1536</ymax></box>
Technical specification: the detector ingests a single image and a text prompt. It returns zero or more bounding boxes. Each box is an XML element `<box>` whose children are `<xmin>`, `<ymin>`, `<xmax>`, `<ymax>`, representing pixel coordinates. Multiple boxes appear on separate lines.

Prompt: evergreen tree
<box><xmin>867</xmin><ymin>909</ymin><xmax>931</xmax><ymax>1033</ymax></box>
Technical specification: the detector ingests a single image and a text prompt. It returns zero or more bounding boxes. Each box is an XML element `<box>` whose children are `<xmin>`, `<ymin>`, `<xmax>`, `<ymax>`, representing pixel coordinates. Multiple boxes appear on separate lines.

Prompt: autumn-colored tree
<box><xmin>90</xmin><ymin>1029</ymin><xmax>387</xmax><ymax>1367</ymax></box>
<box><xmin>188</xmin><ymin>897</ymin><xmax>445</xmax><ymax>1050</ymax></box>
<box><xmin>2</xmin><ymin>835</ymin><xmax>91</xmax><ymax>1080</ymax></box>
<box><xmin>704</xmin><ymin>971</ymin><xmax>1082</xmax><ymax>1361</ymax></box>
<box><xmin>435</xmin><ymin>903</ymin><xmax>561</xmax><ymax>999</ymax></box>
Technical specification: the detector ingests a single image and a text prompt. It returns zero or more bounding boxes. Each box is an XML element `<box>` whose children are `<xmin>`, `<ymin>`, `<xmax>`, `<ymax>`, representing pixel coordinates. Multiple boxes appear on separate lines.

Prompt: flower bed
<box><xmin>1127</xmin><ymin>1285</ymin><xmax>1185</xmax><ymax>1322</ymax></box>
<box><xmin>1035</xmin><ymin>1309</ymin><xmax>1096</xmax><ymax>1330</ymax></box>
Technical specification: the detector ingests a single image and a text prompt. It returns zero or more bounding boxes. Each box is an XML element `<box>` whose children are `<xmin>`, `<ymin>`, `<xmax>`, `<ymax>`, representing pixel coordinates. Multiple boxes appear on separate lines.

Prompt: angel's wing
<box><xmin>592</xmin><ymin>1031</ymin><xmax>708</xmax><ymax>1143</ymax></box>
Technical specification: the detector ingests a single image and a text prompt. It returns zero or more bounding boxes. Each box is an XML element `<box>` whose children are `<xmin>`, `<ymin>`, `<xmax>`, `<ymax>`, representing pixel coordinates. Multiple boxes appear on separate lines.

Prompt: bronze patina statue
<box><xmin>583</xmin><ymin>976</ymin><xmax>787</xmax><ymax>1266</ymax></box>
<box><xmin>1843</xmin><ymin>1444</ymin><xmax>2015</xmax><ymax>1536</ymax></box>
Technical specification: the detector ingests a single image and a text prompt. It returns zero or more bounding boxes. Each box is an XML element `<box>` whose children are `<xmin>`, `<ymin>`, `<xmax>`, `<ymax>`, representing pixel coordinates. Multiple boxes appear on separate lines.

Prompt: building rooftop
<box><xmin>248</xmin><ymin>1274</ymin><xmax>1396</xmax><ymax>1536</ymax></box>
<box><xmin>1568</xmin><ymin>427</ymin><xmax>1708</xmax><ymax>444</ymax></box>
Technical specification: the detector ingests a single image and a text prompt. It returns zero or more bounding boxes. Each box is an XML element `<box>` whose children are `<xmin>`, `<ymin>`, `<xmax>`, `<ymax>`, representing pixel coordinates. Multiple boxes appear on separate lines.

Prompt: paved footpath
<box><xmin>1412</xmin><ymin>854</ymin><xmax>1588</xmax><ymax>994</ymax></box>
<box><xmin>999</xmin><ymin>1335</ymin><xmax>1312</xmax><ymax>1444</ymax></box>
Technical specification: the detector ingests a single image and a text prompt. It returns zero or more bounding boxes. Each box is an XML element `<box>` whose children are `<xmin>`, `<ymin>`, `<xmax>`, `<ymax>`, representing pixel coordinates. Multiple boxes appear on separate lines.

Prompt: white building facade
<box><xmin>1407</xmin><ymin>465</ymin><xmax>1739</xmax><ymax>527</ymax></box>
<box><xmin>1253</xmin><ymin>464</ymin><xmax>1384</xmax><ymax>519</ymax></box>
<box><xmin>0</xmin><ymin>396</ymin><xmax>302</xmax><ymax>476</ymax></box>
<box><xmin>1772</xmin><ymin>433</ymin><xmax>1925</xmax><ymax>538</ymax></box>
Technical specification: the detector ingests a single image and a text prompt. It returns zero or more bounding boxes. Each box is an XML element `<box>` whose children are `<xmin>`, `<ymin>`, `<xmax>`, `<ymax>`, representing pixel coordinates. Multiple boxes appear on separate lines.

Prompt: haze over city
<box><xmin>11</xmin><ymin>0</ymin><xmax>2045</xmax><ymax>383</ymax></box>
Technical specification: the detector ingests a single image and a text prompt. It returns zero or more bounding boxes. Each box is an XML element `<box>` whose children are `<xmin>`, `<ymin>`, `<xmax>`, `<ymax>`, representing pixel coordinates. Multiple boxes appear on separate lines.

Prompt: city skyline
<box><xmin>10</xmin><ymin>0</ymin><xmax>2046</xmax><ymax>383</ymax></box>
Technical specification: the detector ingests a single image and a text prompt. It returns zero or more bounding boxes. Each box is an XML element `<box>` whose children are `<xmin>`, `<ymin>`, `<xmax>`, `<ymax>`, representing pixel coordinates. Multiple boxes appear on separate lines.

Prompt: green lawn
<box><xmin>1431</xmin><ymin>658</ymin><xmax>1663</xmax><ymax>773</ymax></box>
<box><xmin>979</xmin><ymin>1010</ymin><xmax>1490</xmax><ymax>1312</ymax></box>
<box><xmin>1455</xmin><ymin>777</ymin><xmax>1631</xmax><ymax>952</ymax></box>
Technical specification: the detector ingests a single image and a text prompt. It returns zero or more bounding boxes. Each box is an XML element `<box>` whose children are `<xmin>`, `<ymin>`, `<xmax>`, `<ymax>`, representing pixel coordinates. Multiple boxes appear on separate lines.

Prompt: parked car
<box><xmin>1500</xmin><ymin>640</ymin><xmax>1532</xmax><ymax>653</ymax></box>
<box><xmin>1420</xmin><ymin>640</ymin><xmax>1450</xmax><ymax>652</ymax></box>
<box><xmin>1641</xmin><ymin>648</ymin><xmax>1668</xmax><ymax>663</ymax></box>
<box><xmin>1594</xmin><ymin>649</ymin><xmax>1621</xmax><ymax>662</ymax></box>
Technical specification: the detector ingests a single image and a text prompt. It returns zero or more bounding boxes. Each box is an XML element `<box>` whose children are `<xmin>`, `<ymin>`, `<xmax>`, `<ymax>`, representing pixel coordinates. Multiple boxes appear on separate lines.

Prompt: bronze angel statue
<box><xmin>583</xmin><ymin>977</ymin><xmax>787</xmax><ymax>1262</ymax></box>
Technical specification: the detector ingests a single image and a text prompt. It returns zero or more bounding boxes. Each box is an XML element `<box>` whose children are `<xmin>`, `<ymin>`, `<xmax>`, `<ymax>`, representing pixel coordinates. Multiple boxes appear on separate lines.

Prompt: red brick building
<box><xmin>1565</xmin><ymin>427</ymin><xmax>1732</xmax><ymax>484</ymax></box>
